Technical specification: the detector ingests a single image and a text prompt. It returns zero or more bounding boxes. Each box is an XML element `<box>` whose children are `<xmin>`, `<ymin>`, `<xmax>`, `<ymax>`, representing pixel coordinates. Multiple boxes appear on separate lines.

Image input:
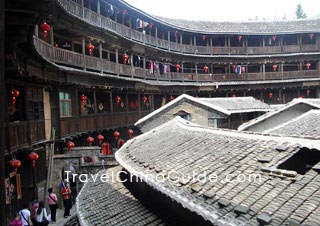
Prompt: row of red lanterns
<box><xmin>272</xmin><ymin>63</ymin><xmax>311</xmax><ymax>71</ymax></box>
<box><xmin>9</xmin><ymin>152</ymin><xmax>39</xmax><ymax>174</ymax></box>
<box><xmin>10</xmin><ymin>88</ymin><xmax>20</xmax><ymax>106</ymax></box>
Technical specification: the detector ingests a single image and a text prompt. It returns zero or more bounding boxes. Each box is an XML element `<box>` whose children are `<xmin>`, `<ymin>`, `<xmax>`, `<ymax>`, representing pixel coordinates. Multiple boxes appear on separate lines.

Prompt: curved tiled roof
<box><xmin>120</xmin><ymin>0</ymin><xmax>320</xmax><ymax>35</ymax></box>
<box><xmin>265</xmin><ymin>109</ymin><xmax>320</xmax><ymax>139</ymax></box>
<box><xmin>116</xmin><ymin>117</ymin><xmax>320</xmax><ymax>225</ymax></box>
<box><xmin>76</xmin><ymin>166</ymin><xmax>169</xmax><ymax>226</ymax></box>
<box><xmin>238</xmin><ymin>98</ymin><xmax>320</xmax><ymax>131</ymax></box>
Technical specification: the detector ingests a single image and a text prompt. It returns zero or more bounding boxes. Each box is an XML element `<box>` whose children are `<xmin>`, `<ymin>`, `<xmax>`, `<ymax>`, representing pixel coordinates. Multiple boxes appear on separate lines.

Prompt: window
<box><xmin>278</xmin><ymin>148</ymin><xmax>320</xmax><ymax>175</ymax></box>
<box><xmin>174</xmin><ymin>110</ymin><xmax>191</xmax><ymax>121</ymax></box>
<box><xmin>59</xmin><ymin>92</ymin><xmax>72</xmax><ymax>117</ymax></box>
<box><xmin>27</xmin><ymin>87</ymin><xmax>44</xmax><ymax>120</ymax></box>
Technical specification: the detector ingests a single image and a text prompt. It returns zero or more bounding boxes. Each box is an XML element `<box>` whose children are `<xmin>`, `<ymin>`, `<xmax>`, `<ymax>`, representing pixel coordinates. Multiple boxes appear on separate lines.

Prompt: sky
<box><xmin>123</xmin><ymin>0</ymin><xmax>320</xmax><ymax>21</ymax></box>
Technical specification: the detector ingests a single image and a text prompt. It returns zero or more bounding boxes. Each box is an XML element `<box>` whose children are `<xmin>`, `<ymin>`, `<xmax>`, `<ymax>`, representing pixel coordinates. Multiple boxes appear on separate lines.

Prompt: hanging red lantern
<box><xmin>122</xmin><ymin>53</ymin><xmax>129</xmax><ymax>64</ymax></box>
<box><xmin>10</xmin><ymin>96</ymin><xmax>17</xmax><ymax>105</ymax></box>
<box><xmin>113</xmin><ymin>131</ymin><xmax>120</xmax><ymax>139</ymax></box>
<box><xmin>169</xmin><ymin>95</ymin><xmax>174</xmax><ymax>101</ymax></box>
<box><xmin>11</xmin><ymin>89</ymin><xmax>20</xmax><ymax>98</ymax></box>
<box><xmin>231</xmin><ymin>65</ymin><xmax>236</xmax><ymax>72</ymax></box>
<box><xmin>129</xmin><ymin>101</ymin><xmax>135</xmax><ymax>109</ymax></box>
<box><xmin>306</xmin><ymin>89</ymin><xmax>311</xmax><ymax>96</ymax></box>
<box><xmin>9</xmin><ymin>159</ymin><xmax>21</xmax><ymax>174</ymax></box>
<box><xmin>272</xmin><ymin>64</ymin><xmax>278</xmax><ymax>71</ymax></box>
<box><xmin>80</xmin><ymin>94</ymin><xmax>87</xmax><ymax>104</ymax></box>
<box><xmin>268</xmin><ymin>92</ymin><xmax>273</xmax><ymax>99</ymax></box>
<box><xmin>39</xmin><ymin>22</ymin><xmax>51</xmax><ymax>38</ymax></box>
<box><xmin>306</xmin><ymin>63</ymin><xmax>311</xmax><ymax>70</ymax></box>
<box><xmin>115</xmin><ymin>95</ymin><xmax>121</xmax><ymax>104</ymax></box>
<box><xmin>86</xmin><ymin>136</ymin><xmax>94</xmax><ymax>146</ymax></box>
<box><xmin>203</xmin><ymin>65</ymin><xmax>209</xmax><ymax>73</ymax></box>
<box><xmin>66</xmin><ymin>141</ymin><xmax>75</xmax><ymax>152</ymax></box>
<box><xmin>175</xmin><ymin>64</ymin><xmax>181</xmax><ymax>72</ymax></box>
<box><xmin>97</xmin><ymin>134</ymin><xmax>104</xmax><ymax>144</ymax></box>
<box><xmin>142</xmin><ymin>95</ymin><xmax>147</xmax><ymax>104</ymax></box>
<box><xmin>87</xmin><ymin>43</ymin><xmax>95</xmax><ymax>55</ymax></box>
<box><xmin>202</xmin><ymin>35</ymin><xmax>206</xmax><ymax>41</ymax></box>
<box><xmin>309</xmin><ymin>33</ymin><xmax>314</xmax><ymax>39</ymax></box>
<box><xmin>128</xmin><ymin>129</ymin><xmax>134</xmax><ymax>139</ymax></box>
<box><xmin>300</xmin><ymin>95</ymin><xmax>305</xmax><ymax>99</ymax></box>
<box><xmin>272</xmin><ymin>35</ymin><xmax>277</xmax><ymax>41</ymax></box>
<box><xmin>28</xmin><ymin>152</ymin><xmax>39</xmax><ymax>168</ymax></box>
<box><xmin>237</xmin><ymin>35</ymin><xmax>242</xmax><ymax>42</ymax></box>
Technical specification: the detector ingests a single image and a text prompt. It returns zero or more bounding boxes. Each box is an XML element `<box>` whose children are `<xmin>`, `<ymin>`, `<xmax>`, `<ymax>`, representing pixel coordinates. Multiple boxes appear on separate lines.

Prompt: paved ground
<box><xmin>50</xmin><ymin>206</ymin><xmax>76</xmax><ymax>225</ymax></box>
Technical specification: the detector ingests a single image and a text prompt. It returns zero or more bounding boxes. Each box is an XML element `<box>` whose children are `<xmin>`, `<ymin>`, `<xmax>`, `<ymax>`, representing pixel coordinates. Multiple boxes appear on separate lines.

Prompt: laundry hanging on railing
<box><xmin>235</xmin><ymin>65</ymin><xmax>245</xmax><ymax>76</ymax></box>
<box><xmin>106</xmin><ymin>4</ymin><xmax>114</xmax><ymax>16</ymax></box>
<box><xmin>147</xmin><ymin>60</ymin><xmax>153</xmax><ymax>74</ymax></box>
<box><xmin>135</xmin><ymin>19</ymin><xmax>149</xmax><ymax>29</ymax></box>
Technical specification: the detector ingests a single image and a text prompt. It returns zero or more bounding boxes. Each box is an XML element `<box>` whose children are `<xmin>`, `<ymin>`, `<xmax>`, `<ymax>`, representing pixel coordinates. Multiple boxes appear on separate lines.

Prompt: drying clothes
<box><xmin>147</xmin><ymin>60</ymin><xmax>153</xmax><ymax>74</ymax></box>
<box><xmin>235</xmin><ymin>65</ymin><xmax>242</xmax><ymax>76</ymax></box>
<box><xmin>159</xmin><ymin>63</ymin><xmax>164</xmax><ymax>75</ymax></box>
<box><xmin>153</xmin><ymin>62</ymin><xmax>159</xmax><ymax>72</ymax></box>
<box><xmin>106</xmin><ymin>4</ymin><xmax>114</xmax><ymax>16</ymax></box>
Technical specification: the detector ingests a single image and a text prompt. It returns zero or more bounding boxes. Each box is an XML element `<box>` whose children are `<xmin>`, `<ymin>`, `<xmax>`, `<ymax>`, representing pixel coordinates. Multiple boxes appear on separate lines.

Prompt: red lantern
<box><xmin>122</xmin><ymin>53</ymin><xmax>129</xmax><ymax>64</ymax></box>
<box><xmin>306</xmin><ymin>63</ymin><xmax>311</xmax><ymax>70</ymax></box>
<box><xmin>28</xmin><ymin>152</ymin><xmax>39</xmax><ymax>168</ymax></box>
<box><xmin>306</xmin><ymin>89</ymin><xmax>311</xmax><ymax>96</ymax></box>
<box><xmin>115</xmin><ymin>95</ymin><xmax>121</xmax><ymax>104</ymax></box>
<box><xmin>142</xmin><ymin>95</ymin><xmax>147</xmax><ymax>104</ymax></box>
<box><xmin>272</xmin><ymin>64</ymin><xmax>278</xmax><ymax>72</ymax></box>
<box><xmin>9</xmin><ymin>159</ymin><xmax>21</xmax><ymax>174</ymax></box>
<box><xmin>128</xmin><ymin>129</ymin><xmax>134</xmax><ymax>139</ymax></box>
<box><xmin>237</xmin><ymin>35</ymin><xmax>242</xmax><ymax>42</ymax></box>
<box><xmin>66</xmin><ymin>141</ymin><xmax>75</xmax><ymax>152</ymax></box>
<box><xmin>203</xmin><ymin>65</ymin><xmax>209</xmax><ymax>73</ymax></box>
<box><xmin>87</xmin><ymin>43</ymin><xmax>95</xmax><ymax>55</ymax></box>
<box><xmin>101</xmin><ymin>142</ymin><xmax>111</xmax><ymax>155</ymax></box>
<box><xmin>272</xmin><ymin>35</ymin><xmax>277</xmax><ymax>41</ymax></box>
<box><xmin>231</xmin><ymin>65</ymin><xmax>236</xmax><ymax>72</ymax></box>
<box><xmin>202</xmin><ymin>35</ymin><xmax>206</xmax><ymax>41</ymax></box>
<box><xmin>80</xmin><ymin>94</ymin><xmax>87</xmax><ymax>104</ymax></box>
<box><xmin>11</xmin><ymin>89</ymin><xmax>20</xmax><ymax>98</ymax></box>
<box><xmin>129</xmin><ymin>101</ymin><xmax>135</xmax><ymax>109</ymax></box>
<box><xmin>39</xmin><ymin>22</ymin><xmax>51</xmax><ymax>38</ymax></box>
<box><xmin>86</xmin><ymin>136</ymin><xmax>94</xmax><ymax>146</ymax></box>
<box><xmin>169</xmin><ymin>95</ymin><xmax>174</xmax><ymax>101</ymax></box>
<box><xmin>113</xmin><ymin>131</ymin><xmax>120</xmax><ymax>139</ymax></box>
<box><xmin>268</xmin><ymin>92</ymin><xmax>273</xmax><ymax>99</ymax></box>
<box><xmin>309</xmin><ymin>33</ymin><xmax>314</xmax><ymax>39</ymax></box>
<box><xmin>175</xmin><ymin>64</ymin><xmax>181</xmax><ymax>72</ymax></box>
<box><xmin>10</xmin><ymin>96</ymin><xmax>17</xmax><ymax>105</ymax></box>
<box><xmin>97</xmin><ymin>134</ymin><xmax>104</xmax><ymax>144</ymax></box>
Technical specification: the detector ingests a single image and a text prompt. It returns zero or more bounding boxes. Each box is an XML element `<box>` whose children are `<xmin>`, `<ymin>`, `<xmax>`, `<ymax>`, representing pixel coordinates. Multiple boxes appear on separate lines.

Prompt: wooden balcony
<box><xmin>34</xmin><ymin>37</ymin><xmax>320</xmax><ymax>84</ymax></box>
<box><xmin>60</xmin><ymin>111</ymin><xmax>145</xmax><ymax>137</ymax></box>
<box><xmin>56</xmin><ymin>0</ymin><xmax>320</xmax><ymax>56</ymax></box>
<box><xmin>8</xmin><ymin>120</ymin><xmax>46</xmax><ymax>151</ymax></box>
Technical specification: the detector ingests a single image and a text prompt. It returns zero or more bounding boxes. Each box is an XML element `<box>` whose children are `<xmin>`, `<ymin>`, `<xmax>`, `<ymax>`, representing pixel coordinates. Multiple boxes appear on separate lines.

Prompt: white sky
<box><xmin>123</xmin><ymin>0</ymin><xmax>320</xmax><ymax>21</ymax></box>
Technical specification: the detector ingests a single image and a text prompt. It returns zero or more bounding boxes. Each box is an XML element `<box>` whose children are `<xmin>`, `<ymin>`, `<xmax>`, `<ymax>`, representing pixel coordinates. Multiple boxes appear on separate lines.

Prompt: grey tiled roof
<box><xmin>155</xmin><ymin>17</ymin><xmax>320</xmax><ymax>35</ymax></box>
<box><xmin>76</xmin><ymin>166</ymin><xmax>169</xmax><ymax>226</ymax></box>
<box><xmin>117</xmin><ymin>117</ymin><xmax>320</xmax><ymax>225</ymax></box>
<box><xmin>239</xmin><ymin>98</ymin><xmax>320</xmax><ymax>131</ymax></box>
<box><xmin>119</xmin><ymin>0</ymin><xmax>320</xmax><ymax>34</ymax></box>
<box><xmin>266</xmin><ymin>110</ymin><xmax>320</xmax><ymax>139</ymax></box>
<box><xmin>200</xmin><ymin>96</ymin><xmax>271</xmax><ymax>113</ymax></box>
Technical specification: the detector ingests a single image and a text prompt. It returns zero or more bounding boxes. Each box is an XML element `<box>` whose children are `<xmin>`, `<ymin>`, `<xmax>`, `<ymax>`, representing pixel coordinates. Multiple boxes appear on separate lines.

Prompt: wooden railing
<box><xmin>56</xmin><ymin>0</ymin><xmax>319</xmax><ymax>56</ymax></box>
<box><xmin>60</xmin><ymin>111</ymin><xmax>145</xmax><ymax>137</ymax></box>
<box><xmin>8</xmin><ymin>120</ymin><xmax>46</xmax><ymax>150</ymax></box>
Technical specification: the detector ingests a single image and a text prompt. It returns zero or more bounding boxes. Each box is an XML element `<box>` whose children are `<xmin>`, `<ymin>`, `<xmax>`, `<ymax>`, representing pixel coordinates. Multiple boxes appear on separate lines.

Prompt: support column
<box><xmin>82</xmin><ymin>39</ymin><xmax>86</xmax><ymax>70</ymax></box>
<box><xmin>50</xmin><ymin>26</ymin><xmax>54</xmax><ymax>45</ymax></box>
<box><xmin>180</xmin><ymin>34</ymin><xmax>183</xmax><ymax>44</ymax></box>
<box><xmin>99</xmin><ymin>42</ymin><xmax>103</xmax><ymax>73</ymax></box>
<box><xmin>262</xmin><ymin>63</ymin><xmax>265</xmax><ymax>80</ymax></box>
<box><xmin>168</xmin><ymin>31</ymin><xmax>171</xmax><ymax>51</ymax></box>
<box><xmin>194</xmin><ymin>36</ymin><xmax>197</xmax><ymax>54</ymax></box>
<box><xmin>210</xmin><ymin>37</ymin><xmax>213</xmax><ymax>55</ymax></box>
<box><xmin>115</xmin><ymin>49</ymin><xmax>119</xmax><ymax>76</ymax></box>
<box><xmin>0</xmin><ymin>0</ymin><xmax>7</xmax><ymax>223</ymax></box>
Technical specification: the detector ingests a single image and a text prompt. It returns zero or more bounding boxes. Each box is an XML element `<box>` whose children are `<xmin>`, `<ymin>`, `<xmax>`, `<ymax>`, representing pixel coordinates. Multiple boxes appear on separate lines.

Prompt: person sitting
<box><xmin>9</xmin><ymin>212</ymin><xmax>23</xmax><ymax>226</ymax></box>
<box><xmin>35</xmin><ymin>201</ymin><xmax>49</xmax><ymax>226</ymax></box>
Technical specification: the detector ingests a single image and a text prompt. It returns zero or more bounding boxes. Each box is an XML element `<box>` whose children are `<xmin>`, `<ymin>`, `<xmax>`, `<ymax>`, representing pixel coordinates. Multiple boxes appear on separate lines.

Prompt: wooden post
<box><xmin>82</xmin><ymin>39</ymin><xmax>86</xmax><ymax>70</ymax></box>
<box><xmin>0</xmin><ymin>0</ymin><xmax>7</xmax><ymax>223</ymax></box>
<box><xmin>168</xmin><ymin>31</ymin><xmax>170</xmax><ymax>51</ymax></box>
<box><xmin>99</xmin><ymin>42</ymin><xmax>103</xmax><ymax>73</ymax></box>
<box><xmin>210</xmin><ymin>37</ymin><xmax>213</xmax><ymax>55</ymax></box>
